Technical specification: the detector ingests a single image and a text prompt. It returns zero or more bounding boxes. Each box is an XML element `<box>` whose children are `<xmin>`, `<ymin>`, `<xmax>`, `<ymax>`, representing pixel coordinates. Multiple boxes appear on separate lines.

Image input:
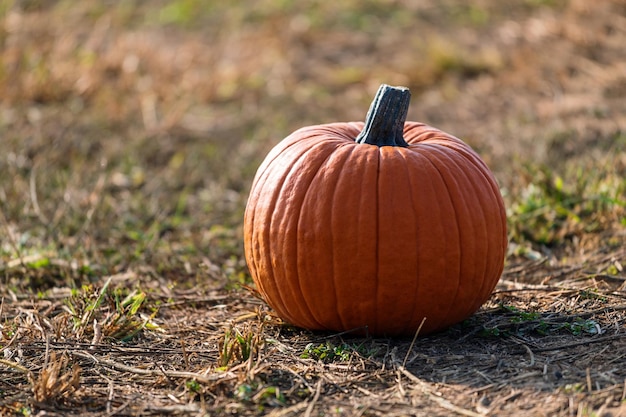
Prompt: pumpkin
<box><xmin>244</xmin><ymin>84</ymin><xmax>507</xmax><ymax>336</ymax></box>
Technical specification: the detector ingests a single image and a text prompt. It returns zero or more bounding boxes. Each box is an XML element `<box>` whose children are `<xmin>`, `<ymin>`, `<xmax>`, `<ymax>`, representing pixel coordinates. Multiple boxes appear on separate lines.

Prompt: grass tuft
<box><xmin>29</xmin><ymin>352</ymin><xmax>81</xmax><ymax>404</ymax></box>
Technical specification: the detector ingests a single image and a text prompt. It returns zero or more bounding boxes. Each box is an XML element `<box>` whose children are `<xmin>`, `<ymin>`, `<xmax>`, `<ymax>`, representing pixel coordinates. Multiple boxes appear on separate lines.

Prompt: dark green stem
<box><xmin>355</xmin><ymin>84</ymin><xmax>410</xmax><ymax>147</ymax></box>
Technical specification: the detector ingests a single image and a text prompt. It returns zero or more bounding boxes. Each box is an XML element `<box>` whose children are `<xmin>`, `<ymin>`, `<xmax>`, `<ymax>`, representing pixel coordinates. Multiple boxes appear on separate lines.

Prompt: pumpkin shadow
<box><xmin>306</xmin><ymin>305</ymin><xmax>619</xmax><ymax>394</ymax></box>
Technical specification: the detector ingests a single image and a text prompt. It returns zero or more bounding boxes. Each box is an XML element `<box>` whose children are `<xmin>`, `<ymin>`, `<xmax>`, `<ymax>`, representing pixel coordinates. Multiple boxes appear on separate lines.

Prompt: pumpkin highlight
<box><xmin>244</xmin><ymin>84</ymin><xmax>507</xmax><ymax>336</ymax></box>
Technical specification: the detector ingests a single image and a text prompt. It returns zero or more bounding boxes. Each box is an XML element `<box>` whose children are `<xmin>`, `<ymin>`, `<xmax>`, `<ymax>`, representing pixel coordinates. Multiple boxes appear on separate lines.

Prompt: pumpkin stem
<box><xmin>356</xmin><ymin>84</ymin><xmax>410</xmax><ymax>147</ymax></box>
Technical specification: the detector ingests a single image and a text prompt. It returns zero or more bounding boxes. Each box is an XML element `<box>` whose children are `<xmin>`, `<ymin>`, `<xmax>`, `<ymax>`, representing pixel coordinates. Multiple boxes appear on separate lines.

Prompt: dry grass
<box><xmin>1</xmin><ymin>263</ymin><xmax>626</xmax><ymax>416</ymax></box>
<box><xmin>1</xmin><ymin>0</ymin><xmax>626</xmax><ymax>416</ymax></box>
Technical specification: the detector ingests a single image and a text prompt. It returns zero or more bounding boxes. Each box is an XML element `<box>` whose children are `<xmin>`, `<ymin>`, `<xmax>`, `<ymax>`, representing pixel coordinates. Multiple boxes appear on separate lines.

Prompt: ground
<box><xmin>1</xmin><ymin>0</ymin><xmax>625</xmax><ymax>416</ymax></box>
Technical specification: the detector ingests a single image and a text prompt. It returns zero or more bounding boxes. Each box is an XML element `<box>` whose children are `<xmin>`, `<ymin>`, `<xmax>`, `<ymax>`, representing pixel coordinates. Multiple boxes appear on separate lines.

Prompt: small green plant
<box><xmin>503</xmin><ymin>305</ymin><xmax>540</xmax><ymax>323</ymax></box>
<box><xmin>479</xmin><ymin>327</ymin><xmax>504</xmax><ymax>338</ymax></box>
<box><xmin>105</xmin><ymin>289</ymin><xmax>159</xmax><ymax>341</ymax></box>
<box><xmin>235</xmin><ymin>382</ymin><xmax>285</xmax><ymax>408</ymax></box>
<box><xmin>235</xmin><ymin>383</ymin><xmax>255</xmax><ymax>401</ymax></box>
<box><xmin>66</xmin><ymin>279</ymin><xmax>112</xmax><ymax>336</ymax></box>
<box><xmin>253</xmin><ymin>385</ymin><xmax>285</xmax><ymax>406</ymax></box>
<box><xmin>185</xmin><ymin>379</ymin><xmax>202</xmax><ymax>394</ymax></box>
<box><xmin>562</xmin><ymin>383</ymin><xmax>586</xmax><ymax>394</ymax></box>
<box><xmin>604</xmin><ymin>264</ymin><xmax>620</xmax><ymax>276</ymax></box>
<box><xmin>578</xmin><ymin>289</ymin><xmax>608</xmax><ymax>302</ymax></box>
<box><xmin>561</xmin><ymin>318</ymin><xmax>600</xmax><ymax>336</ymax></box>
<box><xmin>300</xmin><ymin>342</ymin><xmax>354</xmax><ymax>362</ymax></box>
<box><xmin>217</xmin><ymin>327</ymin><xmax>256</xmax><ymax>368</ymax></box>
<box><xmin>488</xmin><ymin>304</ymin><xmax>603</xmax><ymax>337</ymax></box>
<box><xmin>63</xmin><ymin>279</ymin><xmax>160</xmax><ymax>342</ymax></box>
<box><xmin>26</xmin><ymin>256</ymin><xmax>50</xmax><ymax>269</ymax></box>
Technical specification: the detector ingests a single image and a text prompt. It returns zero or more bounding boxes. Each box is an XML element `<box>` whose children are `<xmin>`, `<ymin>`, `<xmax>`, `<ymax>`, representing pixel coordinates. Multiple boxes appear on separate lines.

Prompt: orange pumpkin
<box><xmin>244</xmin><ymin>84</ymin><xmax>507</xmax><ymax>336</ymax></box>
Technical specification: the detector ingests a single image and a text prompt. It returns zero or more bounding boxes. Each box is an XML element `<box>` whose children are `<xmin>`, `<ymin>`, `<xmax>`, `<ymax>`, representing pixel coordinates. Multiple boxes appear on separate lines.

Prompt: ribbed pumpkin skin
<box><xmin>244</xmin><ymin>121</ymin><xmax>507</xmax><ymax>336</ymax></box>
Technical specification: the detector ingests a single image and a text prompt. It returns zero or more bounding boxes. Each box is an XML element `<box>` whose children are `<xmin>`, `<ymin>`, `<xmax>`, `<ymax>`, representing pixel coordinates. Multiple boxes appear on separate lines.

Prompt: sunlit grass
<box><xmin>506</xmin><ymin>150</ymin><xmax>625</xmax><ymax>249</ymax></box>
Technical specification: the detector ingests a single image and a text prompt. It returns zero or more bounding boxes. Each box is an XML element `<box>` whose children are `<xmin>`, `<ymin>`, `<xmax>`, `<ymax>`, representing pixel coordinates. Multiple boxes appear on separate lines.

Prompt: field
<box><xmin>1</xmin><ymin>0</ymin><xmax>626</xmax><ymax>416</ymax></box>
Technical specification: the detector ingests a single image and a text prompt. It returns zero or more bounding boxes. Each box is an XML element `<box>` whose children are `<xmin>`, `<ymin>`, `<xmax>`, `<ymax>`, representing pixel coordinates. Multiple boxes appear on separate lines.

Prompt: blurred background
<box><xmin>1</xmin><ymin>0</ymin><xmax>624</xmax><ymax>290</ymax></box>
